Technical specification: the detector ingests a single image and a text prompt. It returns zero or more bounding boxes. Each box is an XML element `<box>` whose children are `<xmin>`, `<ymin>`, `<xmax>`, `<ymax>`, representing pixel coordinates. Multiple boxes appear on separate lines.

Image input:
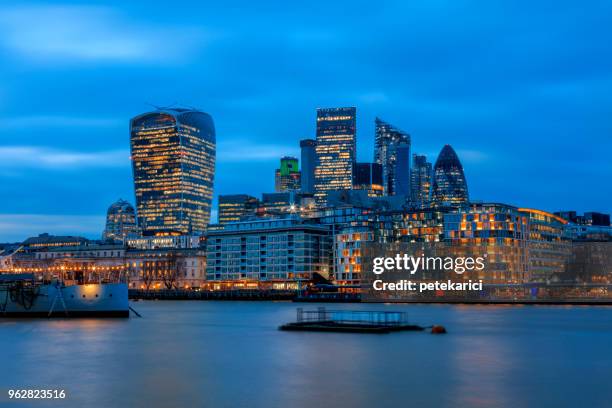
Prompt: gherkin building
<box><xmin>430</xmin><ymin>144</ymin><xmax>469</xmax><ymax>206</ymax></box>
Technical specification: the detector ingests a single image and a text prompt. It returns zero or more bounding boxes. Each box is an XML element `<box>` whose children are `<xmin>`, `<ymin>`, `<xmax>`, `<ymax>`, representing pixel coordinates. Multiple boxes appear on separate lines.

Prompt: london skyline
<box><xmin>0</xmin><ymin>1</ymin><xmax>611</xmax><ymax>241</ymax></box>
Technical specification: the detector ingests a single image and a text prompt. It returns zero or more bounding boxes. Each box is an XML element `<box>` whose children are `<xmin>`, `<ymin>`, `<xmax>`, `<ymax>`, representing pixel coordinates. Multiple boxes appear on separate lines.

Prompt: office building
<box><xmin>353</xmin><ymin>162</ymin><xmax>383</xmax><ymax>197</ymax></box>
<box><xmin>374</xmin><ymin>118</ymin><xmax>411</xmax><ymax>196</ymax></box>
<box><xmin>218</xmin><ymin>194</ymin><xmax>259</xmax><ymax>224</ymax></box>
<box><xmin>314</xmin><ymin>107</ymin><xmax>357</xmax><ymax>205</ymax></box>
<box><xmin>411</xmin><ymin>154</ymin><xmax>432</xmax><ymax>208</ymax></box>
<box><xmin>261</xmin><ymin>192</ymin><xmax>298</xmax><ymax>216</ymax></box>
<box><xmin>130</xmin><ymin>108</ymin><xmax>216</xmax><ymax>235</ymax></box>
<box><xmin>274</xmin><ymin>156</ymin><xmax>301</xmax><ymax>192</ymax></box>
<box><xmin>102</xmin><ymin>199</ymin><xmax>139</xmax><ymax>242</ymax></box>
<box><xmin>300</xmin><ymin>139</ymin><xmax>317</xmax><ymax>194</ymax></box>
<box><xmin>430</xmin><ymin>144</ymin><xmax>469</xmax><ymax>206</ymax></box>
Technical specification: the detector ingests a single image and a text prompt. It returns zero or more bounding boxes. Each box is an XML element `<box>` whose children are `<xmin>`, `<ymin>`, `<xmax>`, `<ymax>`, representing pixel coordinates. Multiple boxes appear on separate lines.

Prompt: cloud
<box><xmin>0</xmin><ymin>214</ymin><xmax>104</xmax><ymax>242</ymax></box>
<box><xmin>0</xmin><ymin>5</ymin><xmax>207</xmax><ymax>63</ymax></box>
<box><xmin>217</xmin><ymin>139</ymin><xmax>299</xmax><ymax>162</ymax></box>
<box><xmin>0</xmin><ymin>146</ymin><xmax>129</xmax><ymax>169</ymax></box>
<box><xmin>2</xmin><ymin>115</ymin><xmax>123</xmax><ymax>129</ymax></box>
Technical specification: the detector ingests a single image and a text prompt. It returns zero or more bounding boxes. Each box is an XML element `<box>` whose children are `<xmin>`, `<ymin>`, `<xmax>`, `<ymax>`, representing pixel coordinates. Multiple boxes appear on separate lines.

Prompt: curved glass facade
<box><xmin>103</xmin><ymin>199</ymin><xmax>138</xmax><ymax>242</ymax></box>
<box><xmin>430</xmin><ymin>144</ymin><xmax>469</xmax><ymax>206</ymax></box>
<box><xmin>130</xmin><ymin>108</ymin><xmax>216</xmax><ymax>235</ymax></box>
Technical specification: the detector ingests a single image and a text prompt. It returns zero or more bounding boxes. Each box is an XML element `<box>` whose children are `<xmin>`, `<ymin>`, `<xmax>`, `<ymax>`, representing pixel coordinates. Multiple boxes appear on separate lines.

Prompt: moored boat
<box><xmin>0</xmin><ymin>273</ymin><xmax>129</xmax><ymax>318</ymax></box>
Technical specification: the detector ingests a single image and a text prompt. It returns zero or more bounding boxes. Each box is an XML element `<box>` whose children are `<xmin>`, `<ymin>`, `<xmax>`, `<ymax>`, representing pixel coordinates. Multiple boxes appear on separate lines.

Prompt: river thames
<box><xmin>1</xmin><ymin>302</ymin><xmax>611</xmax><ymax>407</ymax></box>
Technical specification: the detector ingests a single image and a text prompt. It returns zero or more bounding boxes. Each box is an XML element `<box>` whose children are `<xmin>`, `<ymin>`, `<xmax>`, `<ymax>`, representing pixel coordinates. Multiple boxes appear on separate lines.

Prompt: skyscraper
<box><xmin>217</xmin><ymin>194</ymin><xmax>259</xmax><ymax>224</ymax></box>
<box><xmin>102</xmin><ymin>199</ymin><xmax>139</xmax><ymax>242</ymax></box>
<box><xmin>353</xmin><ymin>162</ymin><xmax>383</xmax><ymax>197</ymax></box>
<box><xmin>374</xmin><ymin>118</ymin><xmax>411</xmax><ymax>196</ymax></box>
<box><xmin>314</xmin><ymin>107</ymin><xmax>356</xmax><ymax>205</ymax></box>
<box><xmin>274</xmin><ymin>156</ymin><xmax>301</xmax><ymax>192</ymax></box>
<box><xmin>130</xmin><ymin>108</ymin><xmax>216</xmax><ymax>235</ymax></box>
<box><xmin>411</xmin><ymin>154</ymin><xmax>432</xmax><ymax>208</ymax></box>
<box><xmin>430</xmin><ymin>144</ymin><xmax>469</xmax><ymax>206</ymax></box>
<box><xmin>393</xmin><ymin>142</ymin><xmax>411</xmax><ymax>197</ymax></box>
<box><xmin>300</xmin><ymin>139</ymin><xmax>317</xmax><ymax>194</ymax></box>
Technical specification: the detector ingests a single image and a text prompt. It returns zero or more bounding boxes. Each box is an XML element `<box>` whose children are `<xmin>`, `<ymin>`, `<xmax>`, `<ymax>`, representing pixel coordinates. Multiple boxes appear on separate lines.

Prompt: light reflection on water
<box><xmin>1</xmin><ymin>302</ymin><xmax>611</xmax><ymax>408</ymax></box>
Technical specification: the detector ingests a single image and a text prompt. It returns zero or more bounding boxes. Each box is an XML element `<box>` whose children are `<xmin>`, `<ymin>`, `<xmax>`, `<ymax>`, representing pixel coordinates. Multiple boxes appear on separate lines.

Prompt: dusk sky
<box><xmin>0</xmin><ymin>1</ymin><xmax>610</xmax><ymax>241</ymax></box>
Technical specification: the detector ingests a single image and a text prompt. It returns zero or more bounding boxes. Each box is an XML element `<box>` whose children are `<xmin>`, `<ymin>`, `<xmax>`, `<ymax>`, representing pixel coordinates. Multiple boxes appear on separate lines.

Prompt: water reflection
<box><xmin>1</xmin><ymin>302</ymin><xmax>611</xmax><ymax>407</ymax></box>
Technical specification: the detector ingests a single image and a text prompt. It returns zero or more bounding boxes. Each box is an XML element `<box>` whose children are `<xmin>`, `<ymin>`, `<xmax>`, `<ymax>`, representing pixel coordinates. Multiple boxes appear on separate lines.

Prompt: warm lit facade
<box><xmin>130</xmin><ymin>108</ymin><xmax>216</xmax><ymax>235</ymax></box>
<box><xmin>519</xmin><ymin>208</ymin><xmax>570</xmax><ymax>282</ymax></box>
<box><xmin>127</xmin><ymin>248</ymin><xmax>207</xmax><ymax>290</ymax></box>
<box><xmin>411</xmin><ymin>154</ymin><xmax>432</xmax><ymax>208</ymax></box>
<box><xmin>444</xmin><ymin>203</ymin><xmax>529</xmax><ymax>283</ymax></box>
<box><xmin>374</xmin><ymin>117</ymin><xmax>411</xmax><ymax>196</ymax></box>
<box><xmin>314</xmin><ymin>107</ymin><xmax>356</xmax><ymax>206</ymax></box>
<box><xmin>335</xmin><ymin>226</ymin><xmax>374</xmax><ymax>285</ymax></box>
<box><xmin>430</xmin><ymin>144</ymin><xmax>469</xmax><ymax>206</ymax></box>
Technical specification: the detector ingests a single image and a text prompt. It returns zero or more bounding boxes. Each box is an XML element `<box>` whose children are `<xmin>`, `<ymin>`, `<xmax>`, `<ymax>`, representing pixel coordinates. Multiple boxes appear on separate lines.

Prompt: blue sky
<box><xmin>0</xmin><ymin>1</ymin><xmax>610</xmax><ymax>241</ymax></box>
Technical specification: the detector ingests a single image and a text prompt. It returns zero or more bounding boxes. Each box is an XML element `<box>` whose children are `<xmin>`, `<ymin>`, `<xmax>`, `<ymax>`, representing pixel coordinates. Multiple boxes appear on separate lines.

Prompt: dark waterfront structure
<box><xmin>130</xmin><ymin>108</ymin><xmax>216</xmax><ymax>235</ymax></box>
<box><xmin>102</xmin><ymin>199</ymin><xmax>138</xmax><ymax>242</ymax></box>
<box><xmin>374</xmin><ymin>118</ymin><xmax>411</xmax><ymax>196</ymax></box>
<box><xmin>555</xmin><ymin>210</ymin><xmax>611</xmax><ymax>226</ymax></box>
<box><xmin>353</xmin><ymin>162</ymin><xmax>383</xmax><ymax>197</ymax></box>
<box><xmin>275</xmin><ymin>156</ymin><xmax>301</xmax><ymax>192</ymax></box>
<box><xmin>430</xmin><ymin>144</ymin><xmax>469</xmax><ymax>206</ymax></box>
<box><xmin>218</xmin><ymin>194</ymin><xmax>259</xmax><ymax>224</ymax></box>
<box><xmin>300</xmin><ymin>139</ymin><xmax>317</xmax><ymax>194</ymax></box>
<box><xmin>411</xmin><ymin>154</ymin><xmax>432</xmax><ymax>208</ymax></box>
<box><xmin>314</xmin><ymin>107</ymin><xmax>357</xmax><ymax>206</ymax></box>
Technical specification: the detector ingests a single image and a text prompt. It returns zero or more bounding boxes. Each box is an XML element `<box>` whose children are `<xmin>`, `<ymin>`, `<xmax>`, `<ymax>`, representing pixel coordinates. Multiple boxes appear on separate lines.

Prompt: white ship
<box><xmin>0</xmin><ymin>274</ymin><xmax>129</xmax><ymax>317</ymax></box>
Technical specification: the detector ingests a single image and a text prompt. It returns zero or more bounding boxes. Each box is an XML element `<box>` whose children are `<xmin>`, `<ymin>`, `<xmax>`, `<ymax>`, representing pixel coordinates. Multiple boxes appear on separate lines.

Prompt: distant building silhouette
<box><xmin>300</xmin><ymin>139</ymin><xmax>317</xmax><ymax>194</ymax></box>
<box><xmin>411</xmin><ymin>154</ymin><xmax>432</xmax><ymax>208</ymax></box>
<box><xmin>430</xmin><ymin>144</ymin><xmax>469</xmax><ymax>206</ymax></box>
<box><xmin>130</xmin><ymin>108</ymin><xmax>216</xmax><ymax>235</ymax></box>
<box><xmin>353</xmin><ymin>162</ymin><xmax>383</xmax><ymax>197</ymax></box>
<box><xmin>218</xmin><ymin>194</ymin><xmax>259</xmax><ymax>224</ymax></box>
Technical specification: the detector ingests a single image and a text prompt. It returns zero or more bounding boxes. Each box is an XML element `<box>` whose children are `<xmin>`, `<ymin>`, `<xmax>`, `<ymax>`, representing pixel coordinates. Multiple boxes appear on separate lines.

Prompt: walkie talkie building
<box><xmin>130</xmin><ymin>108</ymin><xmax>216</xmax><ymax>235</ymax></box>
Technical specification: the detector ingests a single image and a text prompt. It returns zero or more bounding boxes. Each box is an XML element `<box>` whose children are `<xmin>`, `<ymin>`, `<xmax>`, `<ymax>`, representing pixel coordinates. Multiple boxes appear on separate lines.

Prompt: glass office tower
<box><xmin>374</xmin><ymin>117</ymin><xmax>411</xmax><ymax>196</ymax></box>
<box><xmin>300</xmin><ymin>139</ymin><xmax>317</xmax><ymax>194</ymax></box>
<box><xmin>430</xmin><ymin>144</ymin><xmax>469</xmax><ymax>206</ymax></box>
<box><xmin>411</xmin><ymin>154</ymin><xmax>432</xmax><ymax>208</ymax></box>
<box><xmin>314</xmin><ymin>107</ymin><xmax>356</xmax><ymax>206</ymax></box>
<box><xmin>130</xmin><ymin>108</ymin><xmax>216</xmax><ymax>235</ymax></box>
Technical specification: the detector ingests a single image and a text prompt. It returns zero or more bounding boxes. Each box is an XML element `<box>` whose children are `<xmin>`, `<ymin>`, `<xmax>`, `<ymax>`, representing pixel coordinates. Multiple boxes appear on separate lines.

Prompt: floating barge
<box><xmin>279</xmin><ymin>307</ymin><xmax>426</xmax><ymax>334</ymax></box>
